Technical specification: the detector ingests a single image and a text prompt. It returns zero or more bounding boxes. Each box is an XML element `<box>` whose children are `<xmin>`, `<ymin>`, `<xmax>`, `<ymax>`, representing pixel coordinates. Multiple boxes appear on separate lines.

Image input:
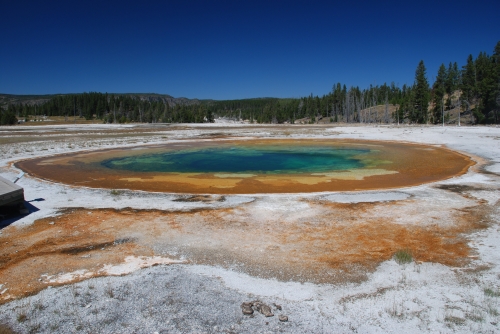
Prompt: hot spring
<box><xmin>17</xmin><ymin>139</ymin><xmax>474</xmax><ymax>194</ymax></box>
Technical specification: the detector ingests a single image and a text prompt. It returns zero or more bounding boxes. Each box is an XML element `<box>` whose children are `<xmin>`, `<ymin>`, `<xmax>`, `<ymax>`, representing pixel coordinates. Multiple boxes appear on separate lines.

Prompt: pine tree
<box><xmin>444</xmin><ymin>62</ymin><xmax>459</xmax><ymax>109</ymax></box>
<box><xmin>0</xmin><ymin>108</ymin><xmax>18</xmax><ymax>125</ymax></box>
<box><xmin>413</xmin><ymin>60</ymin><xmax>430</xmax><ymax>123</ymax></box>
<box><xmin>493</xmin><ymin>41</ymin><xmax>500</xmax><ymax>124</ymax></box>
<box><xmin>475</xmin><ymin>51</ymin><xmax>496</xmax><ymax>123</ymax></box>
<box><xmin>432</xmin><ymin>63</ymin><xmax>447</xmax><ymax>123</ymax></box>
<box><xmin>460</xmin><ymin>54</ymin><xmax>476</xmax><ymax>109</ymax></box>
<box><xmin>96</xmin><ymin>100</ymin><xmax>105</xmax><ymax>119</ymax></box>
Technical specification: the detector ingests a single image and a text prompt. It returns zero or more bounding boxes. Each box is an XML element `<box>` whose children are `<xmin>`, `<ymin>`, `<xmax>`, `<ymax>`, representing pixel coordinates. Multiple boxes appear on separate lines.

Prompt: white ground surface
<box><xmin>0</xmin><ymin>123</ymin><xmax>499</xmax><ymax>333</ymax></box>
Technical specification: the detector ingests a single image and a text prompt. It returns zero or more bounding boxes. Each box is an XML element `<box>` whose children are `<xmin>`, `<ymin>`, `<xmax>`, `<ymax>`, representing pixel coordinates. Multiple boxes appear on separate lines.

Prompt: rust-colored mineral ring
<box><xmin>16</xmin><ymin>139</ymin><xmax>474</xmax><ymax>194</ymax></box>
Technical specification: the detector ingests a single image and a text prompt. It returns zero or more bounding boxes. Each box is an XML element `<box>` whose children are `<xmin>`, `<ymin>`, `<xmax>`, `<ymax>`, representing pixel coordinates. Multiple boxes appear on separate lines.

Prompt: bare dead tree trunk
<box><xmin>356</xmin><ymin>96</ymin><xmax>361</xmax><ymax>123</ymax></box>
<box><xmin>342</xmin><ymin>102</ymin><xmax>346</xmax><ymax>123</ymax></box>
<box><xmin>384</xmin><ymin>92</ymin><xmax>389</xmax><ymax>124</ymax></box>
<box><xmin>352</xmin><ymin>91</ymin><xmax>356</xmax><ymax>122</ymax></box>
<box><xmin>368</xmin><ymin>95</ymin><xmax>372</xmax><ymax>123</ymax></box>
<box><xmin>345</xmin><ymin>92</ymin><xmax>350</xmax><ymax>123</ymax></box>
<box><xmin>462</xmin><ymin>100</ymin><xmax>471</xmax><ymax>125</ymax></box>
<box><xmin>368</xmin><ymin>104</ymin><xmax>371</xmax><ymax>123</ymax></box>
<box><xmin>349</xmin><ymin>90</ymin><xmax>354</xmax><ymax>123</ymax></box>
<box><xmin>359</xmin><ymin>92</ymin><xmax>364</xmax><ymax>123</ymax></box>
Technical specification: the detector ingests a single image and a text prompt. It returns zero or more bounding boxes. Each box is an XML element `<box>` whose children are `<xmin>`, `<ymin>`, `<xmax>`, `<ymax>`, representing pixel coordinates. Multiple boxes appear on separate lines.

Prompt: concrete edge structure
<box><xmin>0</xmin><ymin>175</ymin><xmax>25</xmax><ymax>216</ymax></box>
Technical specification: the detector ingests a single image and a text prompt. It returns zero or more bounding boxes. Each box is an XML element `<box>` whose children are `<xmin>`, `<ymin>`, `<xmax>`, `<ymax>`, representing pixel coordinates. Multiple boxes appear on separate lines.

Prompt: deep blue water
<box><xmin>101</xmin><ymin>146</ymin><xmax>370</xmax><ymax>174</ymax></box>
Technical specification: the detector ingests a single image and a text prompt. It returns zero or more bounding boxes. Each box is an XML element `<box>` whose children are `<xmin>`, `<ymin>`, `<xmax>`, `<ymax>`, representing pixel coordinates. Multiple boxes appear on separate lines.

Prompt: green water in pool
<box><xmin>101</xmin><ymin>145</ymin><xmax>371</xmax><ymax>174</ymax></box>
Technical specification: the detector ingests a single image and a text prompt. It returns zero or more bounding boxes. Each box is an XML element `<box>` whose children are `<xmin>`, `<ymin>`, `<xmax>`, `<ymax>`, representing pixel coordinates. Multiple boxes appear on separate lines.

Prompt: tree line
<box><xmin>1</xmin><ymin>41</ymin><xmax>499</xmax><ymax>125</ymax></box>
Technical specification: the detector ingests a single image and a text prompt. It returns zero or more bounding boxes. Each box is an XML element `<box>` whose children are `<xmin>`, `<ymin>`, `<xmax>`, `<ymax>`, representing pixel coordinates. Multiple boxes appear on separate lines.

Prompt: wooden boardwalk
<box><xmin>0</xmin><ymin>175</ymin><xmax>24</xmax><ymax>208</ymax></box>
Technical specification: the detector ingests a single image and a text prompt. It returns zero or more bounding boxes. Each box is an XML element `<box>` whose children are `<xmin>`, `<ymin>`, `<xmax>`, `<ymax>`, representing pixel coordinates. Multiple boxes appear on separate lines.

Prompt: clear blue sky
<box><xmin>1</xmin><ymin>0</ymin><xmax>498</xmax><ymax>100</ymax></box>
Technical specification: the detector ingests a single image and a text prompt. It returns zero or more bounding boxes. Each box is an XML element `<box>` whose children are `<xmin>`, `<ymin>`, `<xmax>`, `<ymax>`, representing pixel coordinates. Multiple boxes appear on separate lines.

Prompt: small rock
<box><xmin>49</xmin><ymin>222</ymin><xmax>55</xmax><ymax>225</ymax></box>
<box><xmin>241</xmin><ymin>302</ymin><xmax>254</xmax><ymax>315</ymax></box>
<box><xmin>274</xmin><ymin>303</ymin><xmax>282</xmax><ymax>310</ymax></box>
<box><xmin>260</xmin><ymin>304</ymin><xmax>274</xmax><ymax>317</ymax></box>
<box><xmin>279</xmin><ymin>315</ymin><xmax>288</xmax><ymax>322</ymax></box>
<box><xmin>241</xmin><ymin>306</ymin><xmax>253</xmax><ymax>315</ymax></box>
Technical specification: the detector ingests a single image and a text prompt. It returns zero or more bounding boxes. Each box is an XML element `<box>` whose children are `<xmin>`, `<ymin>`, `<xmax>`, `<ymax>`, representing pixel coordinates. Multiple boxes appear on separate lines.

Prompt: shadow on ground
<box><xmin>0</xmin><ymin>200</ymin><xmax>42</xmax><ymax>229</ymax></box>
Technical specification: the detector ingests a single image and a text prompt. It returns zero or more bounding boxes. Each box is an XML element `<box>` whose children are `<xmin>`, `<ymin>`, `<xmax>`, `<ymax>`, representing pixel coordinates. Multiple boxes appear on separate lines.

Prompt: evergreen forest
<box><xmin>1</xmin><ymin>41</ymin><xmax>499</xmax><ymax>126</ymax></box>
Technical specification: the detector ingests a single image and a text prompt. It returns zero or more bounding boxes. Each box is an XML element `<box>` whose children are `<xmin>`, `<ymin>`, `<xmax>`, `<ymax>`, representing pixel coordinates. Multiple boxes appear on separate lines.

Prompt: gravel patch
<box><xmin>0</xmin><ymin>265</ymin><xmax>300</xmax><ymax>334</ymax></box>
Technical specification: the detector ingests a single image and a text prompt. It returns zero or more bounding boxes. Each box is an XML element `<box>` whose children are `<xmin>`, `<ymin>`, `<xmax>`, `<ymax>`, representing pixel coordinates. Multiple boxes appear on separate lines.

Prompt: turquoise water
<box><xmin>101</xmin><ymin>146</ymin><xmax>370</xmax><ymax>174</ymax></box>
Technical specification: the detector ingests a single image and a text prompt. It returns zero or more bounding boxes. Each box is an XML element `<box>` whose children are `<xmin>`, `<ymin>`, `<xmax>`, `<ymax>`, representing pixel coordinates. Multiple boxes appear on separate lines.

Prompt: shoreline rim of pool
<box><xmin>15</xmin><ymin>138</ymin><xmax>476</xmax><ymax>194</ymax></box>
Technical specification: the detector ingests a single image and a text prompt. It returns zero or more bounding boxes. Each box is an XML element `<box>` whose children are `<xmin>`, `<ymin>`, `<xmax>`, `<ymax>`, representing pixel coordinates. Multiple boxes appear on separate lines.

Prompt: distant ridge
<box><xmin>0</xmin><ymin>93</ymin><xmax>212</xmax><ymax>108</ymax></box>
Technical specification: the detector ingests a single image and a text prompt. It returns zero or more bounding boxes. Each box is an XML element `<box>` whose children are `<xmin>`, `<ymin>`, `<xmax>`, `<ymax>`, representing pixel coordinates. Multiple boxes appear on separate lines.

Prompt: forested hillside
<box><xmin>1</xmin><ymin>41</ymin><xmax>499</xmax><ymax>126</ymax></box>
